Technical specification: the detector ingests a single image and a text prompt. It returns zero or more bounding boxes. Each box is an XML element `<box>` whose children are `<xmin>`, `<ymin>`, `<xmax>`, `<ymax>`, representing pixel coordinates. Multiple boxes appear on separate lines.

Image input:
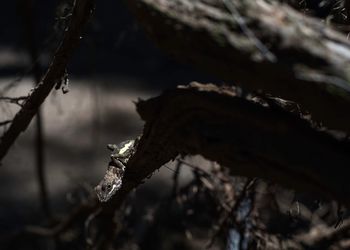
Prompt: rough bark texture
<box><xmin>113</xmin><ymin>83</ymin><xmax>350</xmax><ymax>208</ymax></box>
<box><xmin>126</xmin><ymin>0</ymin><xmax>350</xmax><ymax>133</ymax></box>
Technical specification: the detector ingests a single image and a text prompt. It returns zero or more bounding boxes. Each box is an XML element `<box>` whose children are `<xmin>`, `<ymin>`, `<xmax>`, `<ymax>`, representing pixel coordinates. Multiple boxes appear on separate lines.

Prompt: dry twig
<box><xmin>0</xmin><ymin>0</ymin><xmax>95</xmax><ymax>162</ymax></box>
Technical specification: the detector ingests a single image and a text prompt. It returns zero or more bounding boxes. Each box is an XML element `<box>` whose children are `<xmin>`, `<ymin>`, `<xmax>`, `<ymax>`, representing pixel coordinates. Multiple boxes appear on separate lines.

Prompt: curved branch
<box><xmin>110</xmin><ymin>83</ymin><xmax>350</xmax><ymax>208</ymax></box>
<box><xmin>40</xmin><ymin>83</ymin><xmax>350</xmax><ymax>237</ymax></box>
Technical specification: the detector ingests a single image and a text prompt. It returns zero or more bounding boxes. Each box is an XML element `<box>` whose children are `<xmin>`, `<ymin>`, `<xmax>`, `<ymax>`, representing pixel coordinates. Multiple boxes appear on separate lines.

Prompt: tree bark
<box><xmin>109</xmin><ymin>83</ymin><xmax>350</xmax><ymax>208</ymax></box>
<box><xmin>125</xmin><ymin>0</ymin><xmax>350</xmax><ymax>133</ymax></box>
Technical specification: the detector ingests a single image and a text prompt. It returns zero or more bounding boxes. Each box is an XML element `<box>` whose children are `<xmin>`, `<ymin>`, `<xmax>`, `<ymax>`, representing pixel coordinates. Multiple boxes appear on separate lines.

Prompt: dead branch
<box><xmin>106</xmin><ymin>83</ymin><xmax>350</xmax><ymax>210</ymax></box>
<box><xmin>125</xmin><ymin>0</ymin><xmax>350</xmax><ymax>133</ymax></box>
<box><xmin>0</xmin><ymin>120</ymin><xmax>12</xmax><ymax>127</ymax></box>
<box><xmin>0</xmin><ymin>96</ymin><xmax>27</xmax><ymax>102</ymax></box>
<box><xmin>0</xmin><ymin>0</ymin><xmax>95</xmax><ymax>162</ymax></box>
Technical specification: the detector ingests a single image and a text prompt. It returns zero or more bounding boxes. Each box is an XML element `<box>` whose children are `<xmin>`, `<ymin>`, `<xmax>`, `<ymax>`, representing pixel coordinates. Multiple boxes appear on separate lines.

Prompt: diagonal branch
<box><xmin>26</xmin><ymin>83</ymin><xmax>350</xmax><ymax>238</ymax></box>
<box><xmin>107</xmin><ymin>83</ymin><xmax>350</xmax><ymax>210</ymax></box>
<box><xmin>0</xmin><ymin>0</ymin><xmax>95</xmax><ymax>162</ymax></box>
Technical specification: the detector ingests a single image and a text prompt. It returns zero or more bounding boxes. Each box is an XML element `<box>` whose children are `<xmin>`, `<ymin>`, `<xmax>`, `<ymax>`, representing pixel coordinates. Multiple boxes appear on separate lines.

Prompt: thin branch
<box><xmin>221</xmin><ymin>0</ymin><xmax>276</xmax><ymax>62</ymax></box>
<box><xmin>18</xmin><ymin>0</ymin><xmax>51</xmax><ymax>219</ymax></box>
<box><xmin>0</xmin><ymin>96</ymin><xmax>27</xmax><ymax>106</ymax></box>
<box><xmin>0</xmin><ymin>120</ymin><xmax>12</xmax><ymax>127</ymax></box>
<box><xmin>207</xmin><ymin>178</ymin><xmax>255</xmax><ymax>247</ymax></box>
<box><xmin>0</xmin><ymin>96</ymin><xmax>27</xmax><ymax>102</ymax></box>
<box><xmin>0</xmin><ymin>0</ymin><xmax>95</xmax><ymax>162</ymax></box>
<box><xmin>170</xmin><ymin>160</ymin><xmax>182</xmax><ymax>198</ymax></box>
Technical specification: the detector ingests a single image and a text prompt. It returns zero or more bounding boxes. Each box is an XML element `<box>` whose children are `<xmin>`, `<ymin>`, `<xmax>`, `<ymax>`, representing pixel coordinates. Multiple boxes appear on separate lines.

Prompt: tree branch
<box><xmin>0</xmin><ymin>0</ymin><xmax>95</xmax><ymax>162</ymax></box>
<box><xmin>29</xmin><ymin>83</ymin><xmax>350</xmax><ymax>239</ymax></box>
<box><xmin>109</xmin><ymin>83</ymin><xmax>350</xmax><ymax>209</ymax></box>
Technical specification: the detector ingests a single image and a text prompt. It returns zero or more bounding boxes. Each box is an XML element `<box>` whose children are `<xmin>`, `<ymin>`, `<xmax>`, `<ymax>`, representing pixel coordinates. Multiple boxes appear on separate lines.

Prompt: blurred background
<box><xmin>0</xmin><ymin>0</ymin><xmax>220</xmax><ymax>249</ymax></box>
